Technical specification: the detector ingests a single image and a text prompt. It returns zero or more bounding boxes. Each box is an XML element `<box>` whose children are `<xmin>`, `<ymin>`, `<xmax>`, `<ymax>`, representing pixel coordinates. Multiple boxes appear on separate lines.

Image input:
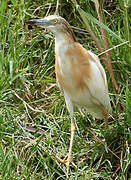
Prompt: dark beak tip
<box><xmin>26</xmin><ymin>20</ymin><xmax>35</xmax><ymax>25</ymax></box>
<box><xmin>25</xmin><ymin>20</ymin><xmax>29</xmax><ymax>24</ymax></box>
<box><xmin>25</xmin><ymin>18</ymin><xmax>48</xmax><ymax>27</ymax></box>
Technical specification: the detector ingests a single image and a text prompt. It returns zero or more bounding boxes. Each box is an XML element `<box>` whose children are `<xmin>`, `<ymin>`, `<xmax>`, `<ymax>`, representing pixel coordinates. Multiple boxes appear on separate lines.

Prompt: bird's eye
<box><xmin>53</xmin><ymin>19</ymin><xmax>58</xmax><ymax>24</ymax></box>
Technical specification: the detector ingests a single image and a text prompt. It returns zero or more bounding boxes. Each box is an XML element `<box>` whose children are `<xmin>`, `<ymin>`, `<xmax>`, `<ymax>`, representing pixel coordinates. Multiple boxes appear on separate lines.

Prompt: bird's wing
<box><xmin>84</xmin><ymin>50</ymin><xmax>111</xmax><ymax>112</ymax></box>
<box><xmin>87</xmin><ymin>50</ymin><xmax>108</xmax><ymax>88</ymax></box>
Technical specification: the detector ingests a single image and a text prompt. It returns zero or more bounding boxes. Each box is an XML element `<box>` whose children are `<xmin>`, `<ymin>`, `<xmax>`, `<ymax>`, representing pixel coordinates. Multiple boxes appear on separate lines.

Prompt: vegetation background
<box><xmin>0</xmin><ymin>0</ymin><xmax>131</xmax><ymax>179</ymax></box>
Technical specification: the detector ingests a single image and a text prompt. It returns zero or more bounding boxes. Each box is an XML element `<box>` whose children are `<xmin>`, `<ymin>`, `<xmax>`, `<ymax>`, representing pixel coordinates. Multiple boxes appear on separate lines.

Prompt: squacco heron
<box><xmin>27</xmin><ymin>15</ymin><xmax>111</xmax><ymax>178</ymax></box>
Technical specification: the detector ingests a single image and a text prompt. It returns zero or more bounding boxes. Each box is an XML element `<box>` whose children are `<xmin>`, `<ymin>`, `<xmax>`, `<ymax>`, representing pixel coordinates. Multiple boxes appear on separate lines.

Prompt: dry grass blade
<box><xmin>98</xmin><ymin>41</ymin><xmax>129</xmax><ymax>57</ymax></box>
<box><xmin>71</xmin><ymin>0</ymin><xmax>103</xmax><ymax>53</ymax></box>
<box><xmin>94</xmin><ymin>0</ymin><xmax>119</xmax><ymax>93</ymax></box>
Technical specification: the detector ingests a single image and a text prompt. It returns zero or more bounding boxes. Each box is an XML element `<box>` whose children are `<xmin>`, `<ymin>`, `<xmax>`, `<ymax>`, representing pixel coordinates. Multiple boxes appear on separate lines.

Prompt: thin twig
<box><xmin>45</xmin><ymin>3</ymin><xmax>52</xmax><ymax>17</ymax></box>
<box><xmin>87</xmin><ymin>128</ymin><xmax>120</xmax><ymax>160</ymax></box>
<box><xmin>19</xmin><ymin>124</ymin><xmax>45</xmax><ymax>135</ymax></box>
<box><xmin>112</xmin><ymin>165</ymin><xmax>121</xmax><ymax>177</ymax></box>
<box><xmin>55</xmin><ymin>0</ymin><xmax>60</xmax><ymax>15</ymax></box>
<box><xmin>98</xmin><ymin>41</ymin><xmax>129</xmax><ymax>56</ymax></box>
<box><xmin>13</xmin><ymin>91</ymin><xmax>45</xmax><ymax>113</ymax></box>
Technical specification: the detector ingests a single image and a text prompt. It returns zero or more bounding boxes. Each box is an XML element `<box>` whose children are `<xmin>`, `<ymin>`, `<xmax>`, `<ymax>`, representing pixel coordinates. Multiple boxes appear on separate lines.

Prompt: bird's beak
<box><xmin>26</xmin><ymin>18</ymin><xmax>51</xmax><ymax>27</ymax></box>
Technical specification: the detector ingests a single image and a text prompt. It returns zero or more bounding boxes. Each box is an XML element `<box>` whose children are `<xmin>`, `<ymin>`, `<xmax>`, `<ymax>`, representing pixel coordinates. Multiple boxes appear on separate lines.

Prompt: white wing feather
<box><xmin>84</xmin><ymin>51</ymin><xmax>111</xmax><ymax>118</ymax></box>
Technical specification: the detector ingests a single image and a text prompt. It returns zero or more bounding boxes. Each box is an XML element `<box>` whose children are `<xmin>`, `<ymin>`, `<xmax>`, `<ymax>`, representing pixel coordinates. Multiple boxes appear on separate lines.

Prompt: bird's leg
<box><xmin>103</xmin><ymin>109</ymin><xmax>108</xmax><ymax>129</ymax></box>
<box><xmin>55</xmin><ymin>116</ymin><xmax>76</xmax><ymax>178</ymax></box>
<box><xmin>65</xmin><ymin>115</ymin><xmax>75</xmax><ymax>178</ymax></box>
<box><xmin>58</xmin><ymin>92</ymin><xmax>76</xmax><ymax>178</ymax></box>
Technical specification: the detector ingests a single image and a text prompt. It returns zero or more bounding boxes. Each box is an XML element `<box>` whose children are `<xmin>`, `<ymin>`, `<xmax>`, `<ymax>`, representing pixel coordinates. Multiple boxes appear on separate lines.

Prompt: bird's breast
<box><xmin>55</xmin><ymin>58</ymin><xmax>94</xmax><ymax>107</ymax></box>
<box><xmin>55</xmin><ymin>48</ymin><xmax>91</xmax><ymax>102</ymax></box>
<box><xmin>55</xmin><ymin>53</ymin><xmax>75</xmax><ymax>90</ymax></box>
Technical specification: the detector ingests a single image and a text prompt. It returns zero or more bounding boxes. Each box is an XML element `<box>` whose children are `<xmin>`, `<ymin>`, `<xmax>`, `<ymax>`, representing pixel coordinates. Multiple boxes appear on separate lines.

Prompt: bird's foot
<box><xmin>56</xmin><ymin>155</ymin><xmax>77</xmax><ymax>179</ymax></box>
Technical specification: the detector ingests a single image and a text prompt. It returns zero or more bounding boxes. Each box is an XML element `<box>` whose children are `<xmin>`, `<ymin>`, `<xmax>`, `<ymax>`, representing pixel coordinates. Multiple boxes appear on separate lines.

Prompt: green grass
<box><xmin>0</xmin><ymin>0</ymin><xmax>131</xmax><ymax>179</ymax></box>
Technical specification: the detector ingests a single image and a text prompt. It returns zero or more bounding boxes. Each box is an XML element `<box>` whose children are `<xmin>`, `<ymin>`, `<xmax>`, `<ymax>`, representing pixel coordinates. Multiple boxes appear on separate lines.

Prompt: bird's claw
<box><xmin>56</xmin><ymin>155</ymin><xmax>76</xmax><ymax>167</ymax></box>
<box><xmin>56</xmin><ymin>155</ymin><xmax>77</xmax><ymax>178</ymax></box>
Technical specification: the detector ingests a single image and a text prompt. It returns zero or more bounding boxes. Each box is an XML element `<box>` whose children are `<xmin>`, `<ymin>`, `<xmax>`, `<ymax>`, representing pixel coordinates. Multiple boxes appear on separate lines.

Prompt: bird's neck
<box><xmin>55</xmin><ymin>32</ymin><xmax>75</xmax><ymax>54</ymax></box>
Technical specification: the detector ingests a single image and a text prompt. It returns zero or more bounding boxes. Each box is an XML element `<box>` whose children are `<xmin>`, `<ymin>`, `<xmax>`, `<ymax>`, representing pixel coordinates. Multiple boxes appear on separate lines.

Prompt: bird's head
<box><xmin>26</xmin><ymin>15</ymin><xmax>76</xmax><ymax>41</ymax></box>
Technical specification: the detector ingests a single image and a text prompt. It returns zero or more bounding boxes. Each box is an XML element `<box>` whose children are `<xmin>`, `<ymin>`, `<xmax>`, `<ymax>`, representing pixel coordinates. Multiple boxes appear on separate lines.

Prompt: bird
<box><xmin>26</xmin><ymin>15</ymin><xmax>111</xmax><ymax>178</ymax></box>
